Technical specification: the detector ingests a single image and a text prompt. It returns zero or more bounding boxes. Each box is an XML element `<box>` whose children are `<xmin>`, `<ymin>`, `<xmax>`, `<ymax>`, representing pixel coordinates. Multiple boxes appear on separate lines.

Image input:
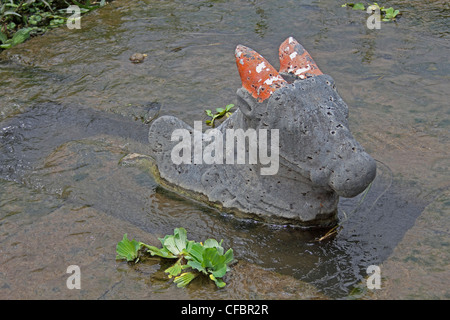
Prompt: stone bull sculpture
<box><xmin>147</xmin><ymin>37</ymin><xmax>376</xmax><ymax>227</ymax></box>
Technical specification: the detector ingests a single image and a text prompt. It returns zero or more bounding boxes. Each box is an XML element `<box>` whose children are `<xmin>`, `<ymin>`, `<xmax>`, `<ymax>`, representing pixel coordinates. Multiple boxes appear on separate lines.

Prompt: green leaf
<box><xmin>11</xmin><ymin>28</ymin><xmax>31</xmax><ymax>47</ymax></box>
<box><xmin>203</xmin><ymin>238</ymin><xmax>220</xmax><ymax>249</ymax></box>
<box><xmin>187</xmin><ymin>260</ymin><xmax>205</xmax><ymax>273</ymax></box>
<box><xmin>223</xmin><ymin>248</ymin><xmax>234</xmax><ymax>265</ymax></box>
<box><xmin>165</xmin><ymin>260</ymin><xmax>183</xmax><ymax>278</ymax></box>
<box><xmin>174</xmin><ymin>272</ymin><xmax>197</xmax><ymax>287</ymax></box>
<box><xmin>0</xmin><ymin>43</ymin><xmax>12</xmax><ymax>49</ymax></box>
<box><xmin>173</xmin><ymin>227</ymin><xmax>188</xmax><ymax>253</ymax></box>
<box><xmin>225</xmin><ymin>104</ymin><xmax>235</xmax><ymax>112</ymax></box>
<box><xmin>185</xmin><ymin>242</ymin><xmax>204</xmax><ymax>263</ymax></box>
<box><xmin>204</xmin><ymin>238</ymin><xmax>224</xmax><ymax>255</ymax></box>
<box><xmin>7</xmin><ymin>22</ymin><xmax>16</xmax><ymax>30</ymax></box>
<box><xmin>5</xmin><ymin>3</ymin><xmax>19</xmax><ymax>8</ymax></box>
<box><xmin>143</xmin><ymin>244</ymin><xmax>177</xmax><ymax>259</ymax></box>
<box><xmin>205</xmin><ymin>109</ymin><xmax>213</xmax><ymax>117</ymax></box>
<box><xmin>162</xmin><ymin>236</ymin><xmax>180</xmax><ymax>255</ymax></box>
<box><xmin>203</xmin><ymin>247</ymin><xmax>224</xmax><ymax>269</ymax></box>
<box><xmin>215</xmin><ymin>107</ymin><xmax>224</xmax><ymax>113</ymax></box>
<box><xmin>116</xmin><ymin>234</ymin><xmax>141</xmax><ymax>262</ymax></box>
<box><xmin>209</xmin><ymin>274</ymin><xmax>226</xmax><ymax>288</ymax></box>
<box><xmin>158</xmin><ymin>227</ymin><xmax>189</xmax><ymax>256</ymax></box>
<box><xmin>158</xmin><ymin>234</ymin><xmax>171</xmax><ymax>247</ymax></box>
<box><xmin>0</xmin><ymin>32</ymin><xmax>7</xmax><ymax>44</ymax></box>
<box><xmin>382</xmin><ymin>7</ymin><xmax>400</xmax><ymax>20</ymax></box>
<box><xmin>352</xmin><ymin>3</ymin><xmax>365</xmax><ymax>10</ymax></box>
<box><xmin>3</xmin><ymin>11</ymin><xmax>21</xmax><ymax>17</ymax></box>
<box><xmin>211</xmin><ymin>263</ymin><xmax>227</xmax><ymax>278</ymax></box>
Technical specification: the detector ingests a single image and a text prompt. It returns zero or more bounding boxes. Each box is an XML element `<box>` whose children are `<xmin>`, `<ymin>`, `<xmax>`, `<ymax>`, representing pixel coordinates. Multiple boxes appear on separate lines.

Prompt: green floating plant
<box><xmin>115</xmin><ymin>233</ymin><xmax>143</xmax><ymax>262</ymax></box>
<box><xmin>382</xmin><ymin>7</ymin><xmax>400</xmax><ymax>21</ymax></box>
<box><xmin>341</xmin><ymin>2</ymin><xmax>401</xmax><ymax>21</ymax></box>
<box><xmin>205</xmin><ymin>103</ymin><xmax>234</xmax><ymax>127</ymax></box>
<box><xmin>116</xmin><ymin>228</ymin><xmax>235</xmax><ymax>288</ymax></box>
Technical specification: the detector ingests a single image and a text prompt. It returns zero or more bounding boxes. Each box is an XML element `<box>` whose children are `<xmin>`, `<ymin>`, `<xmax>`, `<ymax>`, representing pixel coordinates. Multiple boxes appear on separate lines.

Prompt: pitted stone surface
<box><xmin>147</xmin><ymin>40</ymin><xmax>376</xmax><ymax>227</ymax></box>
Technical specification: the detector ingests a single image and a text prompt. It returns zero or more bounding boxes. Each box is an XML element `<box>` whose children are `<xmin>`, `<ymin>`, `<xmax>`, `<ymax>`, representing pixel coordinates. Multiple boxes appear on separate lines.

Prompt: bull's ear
<box><xmin>235</xmin><ymin>87</ymin><xmax>258</xmax><ymax>117</ymax></box>
<box><xmin>235</xmin><ymin>44</ymin><xmax>287</xmax><ymax>104</ymax></box>
<box><xmin>279</xmin><ymin>37</ymin><xmax>322</xmax><ymax>80</ymax></box>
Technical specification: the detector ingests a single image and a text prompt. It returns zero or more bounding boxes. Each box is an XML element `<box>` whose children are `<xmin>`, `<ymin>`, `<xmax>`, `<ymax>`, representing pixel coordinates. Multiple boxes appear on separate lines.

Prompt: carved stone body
<box><xmin>147</xmin><ymin>38</ymin><xmax>376</xmax><ymax>227</ymax></box>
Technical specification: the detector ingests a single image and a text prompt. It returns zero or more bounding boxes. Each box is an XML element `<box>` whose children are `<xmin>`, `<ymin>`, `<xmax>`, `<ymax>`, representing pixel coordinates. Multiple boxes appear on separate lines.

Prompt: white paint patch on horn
<box><xmin>294</xmin><ymin>64</ymin><xmax>311</xmax><ymax>75</ymax></box>
<box><xmin>256</xmin><ymin>62</ymin><xmax>266</xmax><ymax>73</ymax></box>
<box><xmin>263</xmin><ymin>75</ymin><xmax>284</xmax><ymax>85</ymax></box>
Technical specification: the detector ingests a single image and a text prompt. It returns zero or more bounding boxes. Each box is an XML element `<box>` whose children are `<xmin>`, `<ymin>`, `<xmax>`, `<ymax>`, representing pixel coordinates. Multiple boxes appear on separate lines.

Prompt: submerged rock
<box><xmin>129</xmin><ymin>53</ymin><xmax>147</xmax><ymax>63</ymax></box>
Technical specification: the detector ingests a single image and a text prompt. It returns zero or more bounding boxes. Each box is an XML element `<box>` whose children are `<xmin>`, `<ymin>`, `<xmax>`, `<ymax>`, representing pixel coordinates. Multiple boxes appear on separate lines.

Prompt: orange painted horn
<box><xmin>235</xmin><ymin>45</ymin><xmax>287</xmax><ymax>102</ymax></box>
<box><xmin>279</xmin><ymin>37</ymin><xmax>322</xmax><ymax>79</ymax></box>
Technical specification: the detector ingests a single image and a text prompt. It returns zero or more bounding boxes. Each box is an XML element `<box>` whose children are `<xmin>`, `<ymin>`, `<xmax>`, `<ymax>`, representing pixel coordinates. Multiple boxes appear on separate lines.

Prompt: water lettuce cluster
<box><xmin>116</xmin><ymin>228</ymin><xmax>235</xmax><ymax>288</ymax></box>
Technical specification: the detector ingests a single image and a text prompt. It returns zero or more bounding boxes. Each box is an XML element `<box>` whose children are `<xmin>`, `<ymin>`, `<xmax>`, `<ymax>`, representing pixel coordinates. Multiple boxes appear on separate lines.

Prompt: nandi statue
<box><xmin>147</xmin><ymin>37</ymin><xmax>376</xmax><ymax>227</ymax></box>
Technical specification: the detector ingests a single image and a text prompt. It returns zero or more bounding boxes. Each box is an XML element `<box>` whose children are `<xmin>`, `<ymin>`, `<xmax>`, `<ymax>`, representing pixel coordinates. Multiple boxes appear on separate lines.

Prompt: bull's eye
<box><xmin>330</xmin><ymin>131</ymin><xmax>336</xmax><ymax>135</ymax></box>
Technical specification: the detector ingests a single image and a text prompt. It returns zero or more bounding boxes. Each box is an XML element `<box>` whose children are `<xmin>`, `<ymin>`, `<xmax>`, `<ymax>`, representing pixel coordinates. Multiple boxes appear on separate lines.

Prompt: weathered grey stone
<box><xmin>147</xmin><ymin>39</ymin><xmax>376</xmax><ymax>227</ymax></box>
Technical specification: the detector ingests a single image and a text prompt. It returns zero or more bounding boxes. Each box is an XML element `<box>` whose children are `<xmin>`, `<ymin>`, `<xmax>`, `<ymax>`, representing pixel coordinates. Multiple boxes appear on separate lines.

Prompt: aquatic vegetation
<box><xmin>0</xmin><ymin>26</ymin><xmax>30</xmax><ymax>49</ymax></box>
<box><xmin>116</xmin><ymin>228</ymin><xmax>235</xmax><ymax>288</ymax></box>
<box><xmin>381</xmin><ymin>6</ymin><xmax>400</xmax><ymax>21</ymax></box>
<box><xmin>0</xmin><ymin>0</ymin><xmax>112</xmax><ymax>50</ymax></box>
<box><xmin>115</xmin><ymin>233</ymin><xmax>142</xmax><ymax>262</ymax></box>
<box><xmin>205</xmin><ymin>103</ymin><xmax>234</xmax><ymax>127</ymax></box>
<box><xmin>342</xmin><ymin>2</ymin><xmax>401</xmax><ymax>21</ymax></box>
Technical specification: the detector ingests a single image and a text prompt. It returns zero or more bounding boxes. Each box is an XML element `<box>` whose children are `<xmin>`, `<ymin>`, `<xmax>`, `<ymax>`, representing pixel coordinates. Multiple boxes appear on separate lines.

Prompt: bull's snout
<box><xmin>328</xmin><ymin>151</ymin><xmax>376</xmax><ymax>198</ymax></box>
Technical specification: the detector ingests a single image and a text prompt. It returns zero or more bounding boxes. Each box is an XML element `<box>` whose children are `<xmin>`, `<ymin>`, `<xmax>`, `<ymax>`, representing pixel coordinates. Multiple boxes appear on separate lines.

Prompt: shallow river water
<box><xmin>0</xmin><ymin>0</ymin><xmax>448</xmax><ymax>299</ymax></box>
